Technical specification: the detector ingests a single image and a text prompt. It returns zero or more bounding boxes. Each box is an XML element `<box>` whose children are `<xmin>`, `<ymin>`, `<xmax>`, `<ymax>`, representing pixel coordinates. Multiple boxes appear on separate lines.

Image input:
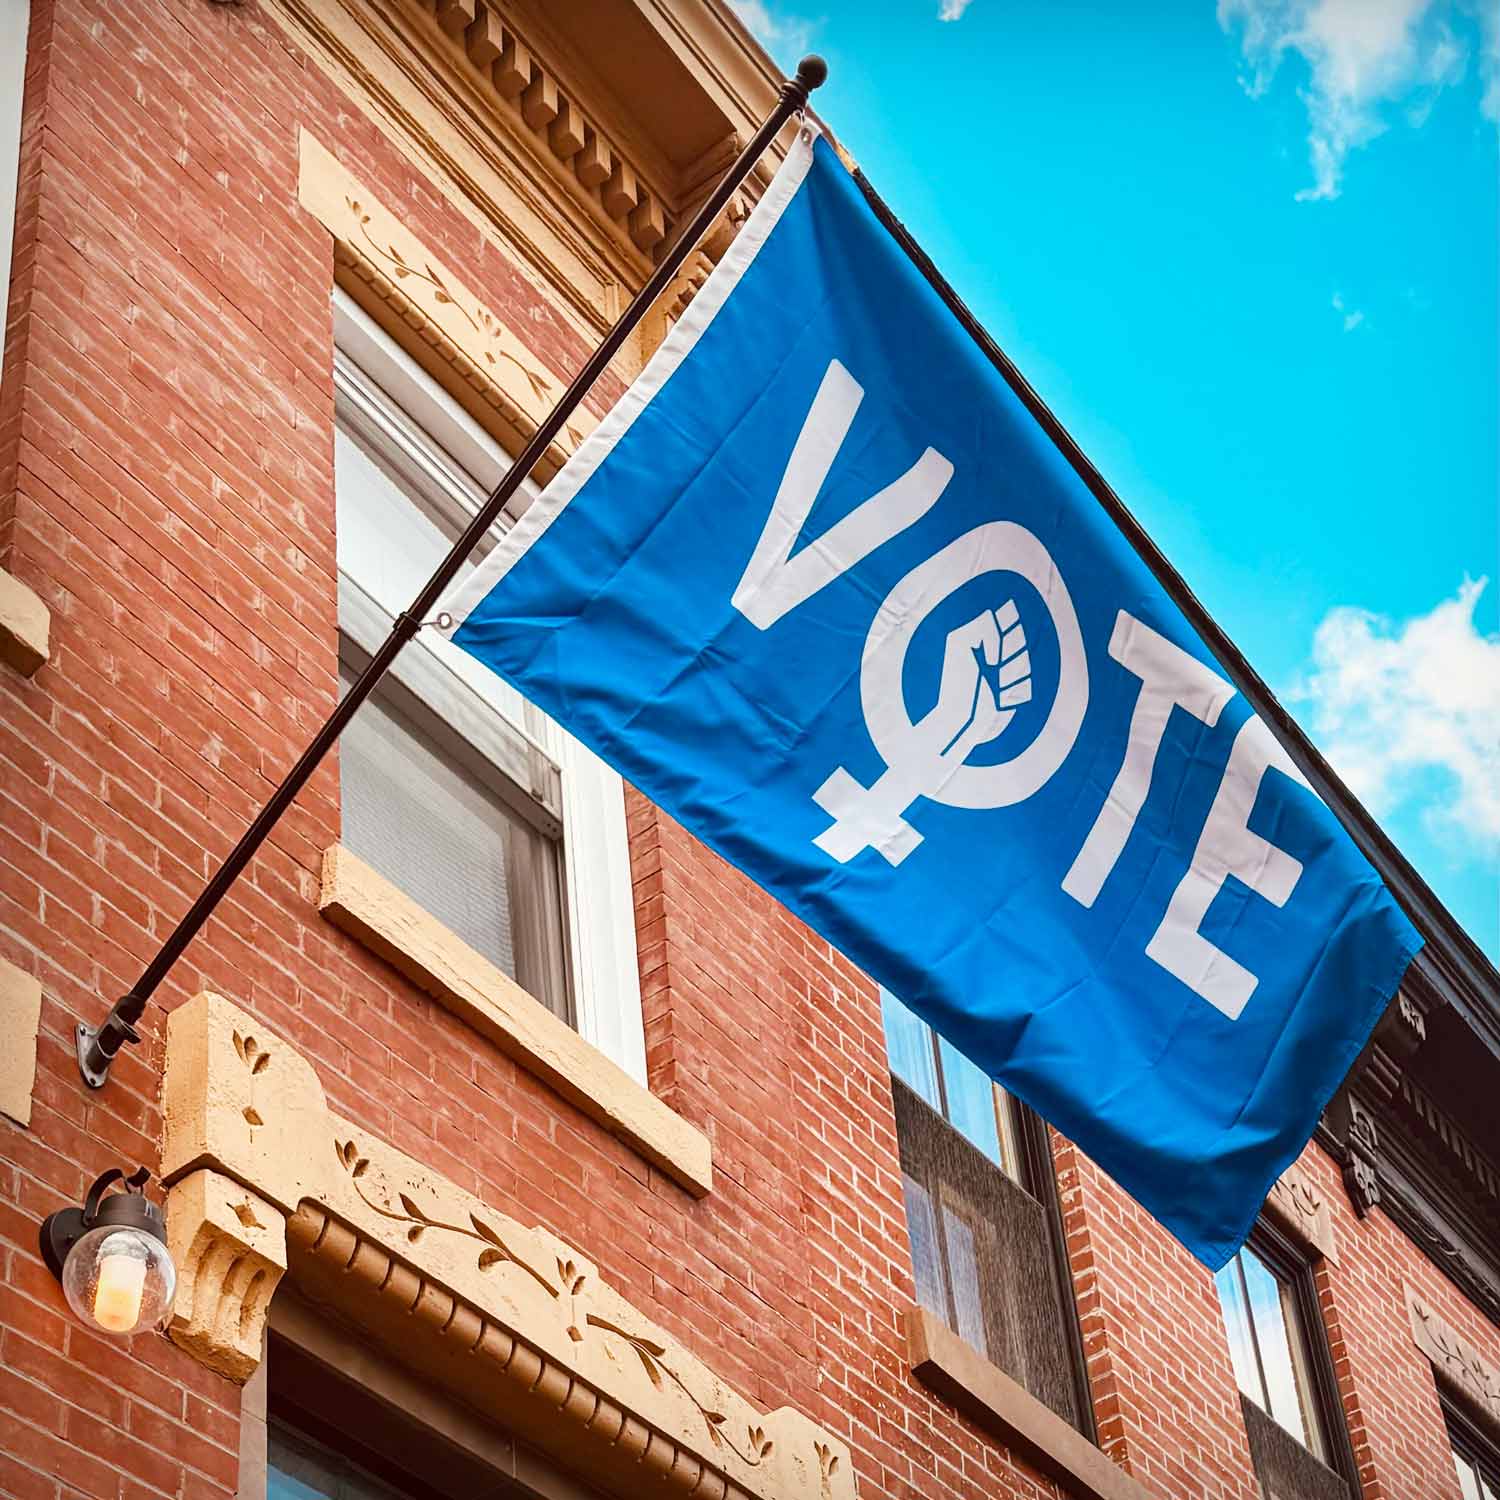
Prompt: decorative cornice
<box><xmin>1316</xmin><ymin>1116</ymin><xmax>1500</xmax><ymax>1328</ymax></box>
<box><xmin>1326</xmin><ymin>988</ymin><xmax>1433</xmax><ymax>1221</ymax></box>
<box><xmin>1379</xmin><ymin>1161</ymin><xmax>1500</xmax><ymax>1328</ymax></box>
<box><xmin>1402</xmin><ymin>913</ymin><xmax>1500</xmax><ymax>1069</ymax></box>
<box><xmin>413</xmin><ymin>0</ymin><xmax>679</xmax><ymax>262</ymax></box>
<box><xmin>1397</xmin><ymin>1073</ymin><xmax>1500</xmax><ymax>1209</ymax></box>
<box><xmin>159</xmin><ymin>993</ymin><xmax>846</xmax><ymax>1499</ymax></box>
<box><xmin>264</xmin><ymin>0</ymin><xmax>633</xmax><ymax>345</ymax></box>
<box><xmin>1407</xmin><ymin>1286</ymin><xmax>1500</xmax><ymax>1436</ymax></box>
<box><xmin>1320</xmin><ymin>978</ymin><xmax>1500</xmax><ymax>1329</ymax></box>
<box><xmin>267</xmin><ymin>0</ymin><xmax>770</xmax><ymax>363</ymax></box>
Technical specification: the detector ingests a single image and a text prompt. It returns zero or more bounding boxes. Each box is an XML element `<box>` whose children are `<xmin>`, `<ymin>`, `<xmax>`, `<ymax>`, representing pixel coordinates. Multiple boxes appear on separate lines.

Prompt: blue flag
<box><xmin>441</xmin><ymin>129</ymin><xmax>1420</xmax><ymax>1267</ymax></box>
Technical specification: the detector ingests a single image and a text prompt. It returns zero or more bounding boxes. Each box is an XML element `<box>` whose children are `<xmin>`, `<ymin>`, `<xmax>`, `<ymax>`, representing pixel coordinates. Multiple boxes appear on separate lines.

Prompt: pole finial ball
<box><xmin>795</xmin><ymin>55</ymin><xmax>829</xmax><ymax>92</ymax></box>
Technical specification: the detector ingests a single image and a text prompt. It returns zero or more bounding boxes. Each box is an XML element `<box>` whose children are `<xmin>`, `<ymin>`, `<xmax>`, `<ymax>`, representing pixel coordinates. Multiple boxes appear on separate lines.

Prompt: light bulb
<box><xmin>60</xmin><ymin>1225</ymin><xmax>175</xmax><ymax>1335</ymax></box>
<box><xmin>93</xmin><ymin>1250</ymin><xmax>147</xmax><ymax>1332</ymax></box>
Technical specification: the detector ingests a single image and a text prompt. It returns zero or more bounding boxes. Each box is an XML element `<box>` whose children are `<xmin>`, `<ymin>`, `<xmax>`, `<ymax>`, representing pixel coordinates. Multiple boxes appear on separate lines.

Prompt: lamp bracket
<box><xmin>38</xmin><ymin>1206</ymin><xmax>86</xmax><ymax>1280</ymax></box>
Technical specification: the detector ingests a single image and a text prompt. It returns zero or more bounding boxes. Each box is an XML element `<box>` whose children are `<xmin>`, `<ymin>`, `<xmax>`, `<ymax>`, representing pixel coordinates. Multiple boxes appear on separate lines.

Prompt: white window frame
<box><xmin>332</xmin><ymin>290</ymin><xmax>647</xmax><ymax>1083</ymax></box>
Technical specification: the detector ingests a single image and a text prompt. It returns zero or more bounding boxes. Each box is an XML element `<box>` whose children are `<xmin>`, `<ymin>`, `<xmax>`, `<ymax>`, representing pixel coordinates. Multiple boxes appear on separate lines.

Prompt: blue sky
<box><xmin>735</xmin><ymin>0</ymin><xmax>1499</xmax><ymax>958</ymax></box>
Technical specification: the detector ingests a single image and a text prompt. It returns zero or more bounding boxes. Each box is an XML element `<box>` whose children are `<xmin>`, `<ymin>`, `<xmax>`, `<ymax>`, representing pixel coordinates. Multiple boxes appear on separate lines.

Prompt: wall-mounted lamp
<box><xmin>39</xmin><ymin>1168</ymin><xmax>176</xmax><ymax>1335</ymax></box>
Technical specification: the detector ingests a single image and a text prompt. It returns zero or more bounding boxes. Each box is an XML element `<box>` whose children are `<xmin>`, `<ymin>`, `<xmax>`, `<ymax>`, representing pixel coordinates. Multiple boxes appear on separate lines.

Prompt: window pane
<box><xmin>334</xmin><ymin>402</ymin><xmax>572</xmax><ymax>1022</ymax></box>
<box><xmin>935</xmin><ymin>1033</ymin><xmax>1004</xmax><ymax>1169</ymax></box>
<box><xmin>1240</xmin><ymin>1247</ymin><xmax>1311</xmax><ymax>1449</ymax></box>
<box><xmin>341</xmin><ymin>675</ymin><xmax>518</xmax><ymax>975</ymax></box>
<box><xmin>1454</xmin><ymin>1451</ymin><xmax>1483</xmax><ymax>1500</ymax></box>
<box><xmin>901</xmin><ymin>1171</ymin><xmax>947</xmax><ymax>1319</ymax></box>
<box><xmin>882</xmin><ymin>989</ymin><xmax>941</xmax><ymax>1109</ymax></box>
<box><xmin>335</xmin><ymin>425</ymin><xmax>530</xmax><ymax>728</ymax></box>
<box><xmin>269</xmin><ymin>1423</ymin><xmax>418</xmax><ymax>1500</ymax></box>
<box><xmin>890</xmin><ymin>1078</ymin><xmax>1084</xmax><ymax>1427</ymax></box>
<box><xmin>339</xmin><ymin>669</ymin><xmax>568</xmax><ymax>1018</ymax></box>
<box><xmin>1214</xmin><ymin>1256</ymin><xmax>1262</xmax><ymax>1406</ymax></box>
<box><xmin>941</xmin><ymin>1204</ymin><xmax>987</xmax><ymax>1358</ymax></box>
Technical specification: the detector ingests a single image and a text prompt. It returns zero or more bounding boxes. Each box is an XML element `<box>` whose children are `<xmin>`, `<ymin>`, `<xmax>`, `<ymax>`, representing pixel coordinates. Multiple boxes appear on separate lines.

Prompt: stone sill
<box><xmin>905</xmin><ymin>1304</ymin><xmax>1156</xmax><ymax>1500</ymax></box>
<box><xmin>0</xmin><ymin>955</ymin><xmax>42</xmax><ymax>1126</ymax></box>
<box><xmin>0</xmin><ymin>566</ymin><xmax>49</xmax><ymax>676</ymax></box>
<box><xmin>318</xmin><ymin>844</ymin><xmax>711</xmax><ymax>1197</ymax></box>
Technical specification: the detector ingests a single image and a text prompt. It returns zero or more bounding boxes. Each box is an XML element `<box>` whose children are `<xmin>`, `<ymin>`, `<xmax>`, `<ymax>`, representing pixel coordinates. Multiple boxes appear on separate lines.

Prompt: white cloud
<box><xmin>1480</xmin><ymin>0</ymin><xmax>1500</xmax><ymax>119</ymax></box>
<box><xmin>1331</xmin><ymin>291</ymin><xmax>1365</xmax><ymax>330</ymax></box>
<box><xmin>939</xmin><ymin>0</ymin><xmax>977</xmax><ymax>19</ymax></box>
<box><xmin>1293</xmin><ymin>579</ymin><xmax>1500</xmax><ymax>851</ymax></box>
<box><xmin>727</xmin><ymin>0</ymin><xmax>815</xmax><ymax>67</ymax></box>
<box><xmin>1218</xmin><ymin>0</ymin><xmax>1481</xmax><ymax>199</ymax></box>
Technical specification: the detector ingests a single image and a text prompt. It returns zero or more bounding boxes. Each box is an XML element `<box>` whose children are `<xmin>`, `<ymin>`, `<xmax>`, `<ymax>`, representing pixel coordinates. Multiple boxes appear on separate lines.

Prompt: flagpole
<box><xmin>76</xmin><ymin>55</ymin><xmax>829</xmax><ymax>1089</ymax></box>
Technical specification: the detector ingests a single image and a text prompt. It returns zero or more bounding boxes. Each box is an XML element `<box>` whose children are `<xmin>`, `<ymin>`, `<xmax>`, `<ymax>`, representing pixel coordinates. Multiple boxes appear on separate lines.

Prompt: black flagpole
<box><xmin>77</xmin><ymin>55</ymin><xmax>829</xmax><ymax>1089</ymax></box>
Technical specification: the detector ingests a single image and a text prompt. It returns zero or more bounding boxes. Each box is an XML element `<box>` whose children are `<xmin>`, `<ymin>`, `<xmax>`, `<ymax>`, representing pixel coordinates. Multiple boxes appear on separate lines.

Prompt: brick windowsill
<box><xmin>905</xmin><ymin>1304</ymin><xmax>1156</xmax><ymax>1500</ymax></box>
<box><xmin>319</xmin><ymin>843</ymin><xmax>711</xmax><ymax>1197</ymax></box>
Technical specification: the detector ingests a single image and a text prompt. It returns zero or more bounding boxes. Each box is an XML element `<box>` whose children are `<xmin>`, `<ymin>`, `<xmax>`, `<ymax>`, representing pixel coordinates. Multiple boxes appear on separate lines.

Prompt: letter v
<box><xmin>731</xmin><ymin>359</ymin><xmax>954</xmax><ymax>630</ymax></box>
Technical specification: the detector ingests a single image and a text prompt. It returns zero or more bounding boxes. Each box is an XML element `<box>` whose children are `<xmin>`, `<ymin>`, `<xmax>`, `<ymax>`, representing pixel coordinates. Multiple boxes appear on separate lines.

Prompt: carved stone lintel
<box><xmin>1266</xmin><ymin>1163</ymin><xmax>1337</xmax><ymax>1263</ymax></box>
<box><xmin>166</xmin><ymin>1170</ymin><xmax>286</xmax><ymax>1384</ymax></box>
<box><xmin>1407</xmin><ymin>1287</ymin><xmax>1500</xmax><ymax>1435</ymax></box>
<box><xmin>159</xmin><ymin>994</ymin><xmax>852</xmax><ymax>1500</ymax></box>
<box><xmin>297</xmin><ymin>131</ymin><xmax>597</xmax><ymax>485</ymax></box>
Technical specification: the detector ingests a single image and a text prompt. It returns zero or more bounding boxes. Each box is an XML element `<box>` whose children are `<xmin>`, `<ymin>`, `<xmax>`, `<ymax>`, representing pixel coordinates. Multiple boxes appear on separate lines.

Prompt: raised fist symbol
<box><xmin>931</xmin><ymin>600</ymin><xmax>1033</xmax><ymax>762</ymax></box>
<box><xmin>813</xmin><ymin>599</ymin><xmax>1033</xmax><ymax>865</ymax></box>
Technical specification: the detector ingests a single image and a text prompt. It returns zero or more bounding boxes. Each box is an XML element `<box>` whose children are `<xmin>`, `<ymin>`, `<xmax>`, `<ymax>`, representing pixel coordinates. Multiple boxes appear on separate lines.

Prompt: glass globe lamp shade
<box><xmin>61</xmin><ymin>1223</ymin><xmax>176</xmax><ymax>1334</ymax></box>
<box><xmin>39</xmin><ymin>1169</ymin><xmax>176</xmax><ymax>1337</ymax></box>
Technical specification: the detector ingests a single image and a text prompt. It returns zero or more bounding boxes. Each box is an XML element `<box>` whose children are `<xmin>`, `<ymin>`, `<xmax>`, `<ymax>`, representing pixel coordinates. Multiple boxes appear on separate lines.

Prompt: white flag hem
<box><xmin>439</xmin><ymin>125</ymin><xmax>821</xmax><ymax>631</ymax></box>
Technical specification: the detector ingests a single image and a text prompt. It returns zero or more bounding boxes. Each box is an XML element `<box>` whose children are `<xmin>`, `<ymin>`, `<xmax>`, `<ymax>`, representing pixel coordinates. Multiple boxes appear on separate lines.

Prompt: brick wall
<box><xmin>0</xmin><ymin>3</ymin><xmax>1495</xmax><ymax>1500</ymax></box>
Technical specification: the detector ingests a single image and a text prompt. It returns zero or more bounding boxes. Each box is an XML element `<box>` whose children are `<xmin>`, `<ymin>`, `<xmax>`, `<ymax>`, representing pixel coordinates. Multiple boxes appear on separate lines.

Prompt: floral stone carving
<box><xmin>297</xmin><ymin>131</ymin><xmax>594</xmax><ymax>481</ymax></box>
<box><xmin>161</xmin><ymin>993</ymin><xmax>854</xmax><ymax>1500</ymax></box>
<box><xmin>1266</xmin><ymin>1161</ymin><xmax>1337</xmax><ymax>1263</ymax></box>
<box><xmin>1407</xmin><ymin>1288</ymin><xmax>1500</xmax><ymax>1433</ymax></box>
<box><xmin>166</xmin><ymin>1168</ymin><xmax>285</xmax><ymax>1383</ymax></box>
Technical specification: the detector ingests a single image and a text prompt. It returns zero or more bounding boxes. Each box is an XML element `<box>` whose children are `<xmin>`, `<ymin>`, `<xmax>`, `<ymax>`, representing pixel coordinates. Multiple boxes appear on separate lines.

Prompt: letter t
<box><xmin>1146</xmin><ymin>716</ymin><xmax>1311</xmax><ymax>1020</ymax></box>
<box><xmin>1062</xmin><ymin>611</ymin><xmax>1236</xmax><ymax>909</ymax></box>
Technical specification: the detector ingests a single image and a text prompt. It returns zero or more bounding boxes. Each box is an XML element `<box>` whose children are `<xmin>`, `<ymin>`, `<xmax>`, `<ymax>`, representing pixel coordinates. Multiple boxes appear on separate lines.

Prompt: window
<box><xmin>269</xmin><ymin>1421</ymin><xmax>436</xmax><ymax>1500</ymax></box>
<box><xmin>333</xmin><ymin>292</ymin><xmax>646</xmax><ymax>1079</ymax></box>
<box><xmin>883</xmin><ymin>988</ymin><xmax>1092</xmax><ymax>1431</ymax></box>
<box><xmin>1216</xmin><ymin>1240</ymin><xmax>1328</xmax><ymax>1455</ymax></box>
<box><xmin>254</xmin><ymin>1315</ymin><xmax>605</xmax><ymax>1500</ymax></box>
<box><xmin>1213</xmin><ymin>1222</ymin><xmax>1357</xmax><ymax>1499</ymax></box>
<box><xmin>1449</xmin><ymin>1398</ymin><xmax>1500</xmax><ymax>1500</ymax></box>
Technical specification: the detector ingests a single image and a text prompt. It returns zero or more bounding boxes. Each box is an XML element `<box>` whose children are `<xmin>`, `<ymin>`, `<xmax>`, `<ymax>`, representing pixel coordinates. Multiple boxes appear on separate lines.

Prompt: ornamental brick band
<box><xmin>158</xmin><ymin>992</ymin><xmax>852</xmax><ymax>1500</ymax></box>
